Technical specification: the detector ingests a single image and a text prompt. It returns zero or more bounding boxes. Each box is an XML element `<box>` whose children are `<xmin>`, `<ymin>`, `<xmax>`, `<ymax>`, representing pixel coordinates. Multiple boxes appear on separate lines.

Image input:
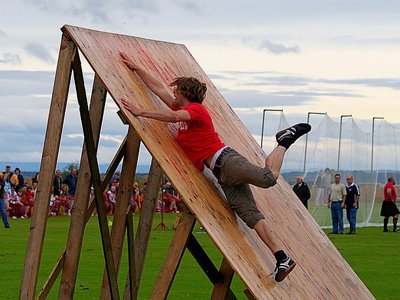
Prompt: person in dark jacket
<box><xmin>63</xmin><ymin>168</ymin><xmax>78</xmax><ymax>196</ymax></box>
<box><xmin>53</xmin><ymin>170</ymin><xmax>63</xmax><ymax>196</ymax></box>
<box><xmin>14</xmin><ymin>168</ymin><xmax>24</xmax><ymax>192</ymax></box>
<box><xmin>293</xmin><ymin>176</ymin><xmax>311</xmax><ymax>209</ymax></box>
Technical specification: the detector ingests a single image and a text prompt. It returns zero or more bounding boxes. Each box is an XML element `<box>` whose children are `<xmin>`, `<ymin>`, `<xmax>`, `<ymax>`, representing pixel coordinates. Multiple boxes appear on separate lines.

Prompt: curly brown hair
<box><xmin>170</xmin><ymin>77</ymin><xmax>207</xmax><ymax>104</ymax></box>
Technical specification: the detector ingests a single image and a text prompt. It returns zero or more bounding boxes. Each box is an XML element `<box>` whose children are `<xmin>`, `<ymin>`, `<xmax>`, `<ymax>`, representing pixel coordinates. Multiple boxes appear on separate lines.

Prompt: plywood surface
<box><xmin>62</xmin><ymin>25</ymin><xmax>374</xmax><ymax>299</ymax></box>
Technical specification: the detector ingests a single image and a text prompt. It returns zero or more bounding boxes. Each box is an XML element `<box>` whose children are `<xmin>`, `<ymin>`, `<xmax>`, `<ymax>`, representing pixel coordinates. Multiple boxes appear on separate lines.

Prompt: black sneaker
<box><xmin>394</xmin><ymin>229</ymin><xmax>400</xmax><ymax>232</ymax></box>
<box><xmin>276</xmin><ymin>123</ymin><xmax>311</xmax><ymax>149</ymax></box>
<box><xmin>275</xmin><ymin>257</ymin><xmax>296</xmax><ymax>282</ymax></box>
<box><xmin>384</xmin><ymin>229</ymin><xmax>389</xmax><ymax>232</ymax></box>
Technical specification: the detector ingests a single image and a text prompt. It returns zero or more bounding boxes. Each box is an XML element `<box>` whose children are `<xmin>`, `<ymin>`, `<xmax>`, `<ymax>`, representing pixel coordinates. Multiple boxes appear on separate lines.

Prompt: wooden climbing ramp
<box><xmin>20</xmin><ymin>24</ymin><xmax>374</xmax><ymax>300</ymax></box>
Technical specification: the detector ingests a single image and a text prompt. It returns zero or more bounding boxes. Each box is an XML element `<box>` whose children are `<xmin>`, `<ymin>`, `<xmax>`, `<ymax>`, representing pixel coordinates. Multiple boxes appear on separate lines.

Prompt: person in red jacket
<box><xmin>380</xmin><ymin>177</ymin><xmax>399</xmax><ymax>232</ymax></box>
<box><xmin>119</xmin><ymin>51</ymin><xmax>311</xmax><ymax>282</ymax></box>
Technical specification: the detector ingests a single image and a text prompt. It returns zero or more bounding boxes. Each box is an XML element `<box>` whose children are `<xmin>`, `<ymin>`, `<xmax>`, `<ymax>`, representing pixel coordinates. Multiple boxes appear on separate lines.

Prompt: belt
<box><xmin>212</xmin><ymin>147</ymin><xmax>232</xmax><ymax>178</ymax></box>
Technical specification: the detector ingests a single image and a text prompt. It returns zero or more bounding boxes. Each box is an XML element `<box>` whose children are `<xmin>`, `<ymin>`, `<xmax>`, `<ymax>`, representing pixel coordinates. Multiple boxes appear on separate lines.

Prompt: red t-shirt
<box><xmin>173</xmin><ymin>103</ymin><xmax>225</xmax><ymax>171</ymax></box>
<box><xmin>384</xmin><ymin>182</ymin><xmax>397</xmax><ymax>203</ymax></box>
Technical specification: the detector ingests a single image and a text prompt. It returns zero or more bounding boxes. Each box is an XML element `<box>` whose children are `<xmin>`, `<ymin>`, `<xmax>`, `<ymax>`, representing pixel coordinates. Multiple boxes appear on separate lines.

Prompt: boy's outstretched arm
<box><xmin>120</xmin><ymin>98</ymin><xmax>190</xmax><ymax>123</ymax></box>
<box><xmin>120</xmin><ymin>51</ymin><xmax>175</xmax><ymax>108</ymax></box>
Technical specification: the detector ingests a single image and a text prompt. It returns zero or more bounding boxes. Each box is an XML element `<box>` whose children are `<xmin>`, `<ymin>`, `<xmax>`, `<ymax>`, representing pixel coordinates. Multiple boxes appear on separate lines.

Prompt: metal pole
<box><xmin>337</xmin><ymin>115</ymin><xmax>352</xmax><ymax>170</ymax></box>
<box><xmin>371</xmin><ymin>117</ymin><xmax>384</xmax><ymax>173</ymax></box>
<box><xmin>303</xmin><ymin>112</ymin><xmax>327</xmax><ymax>173</ymax></box>
<box><xmin>260</xmin><ymin>108</ymin><xmax>283</xmax><ymax>148</ymax></box>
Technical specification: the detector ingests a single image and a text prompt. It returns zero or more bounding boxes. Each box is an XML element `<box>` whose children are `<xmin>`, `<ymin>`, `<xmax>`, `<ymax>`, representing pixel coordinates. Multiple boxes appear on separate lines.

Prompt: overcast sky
<box><xmin>1</xmin><ymin>0</ymin><xmax>400</xmax><ymax>169</ymax></box>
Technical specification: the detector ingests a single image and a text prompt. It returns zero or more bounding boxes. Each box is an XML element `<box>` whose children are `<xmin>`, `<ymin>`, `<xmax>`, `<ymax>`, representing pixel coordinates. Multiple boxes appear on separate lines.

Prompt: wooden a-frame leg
<box><xmin>150</xmin><ymin>209</ymin><xmax>196</xmax><ymax>300</ymax></box>
<box><xmin>100</xmin><ymin>127</ymin><xmax>140</xmax><ymax>299</ymax></box>
<box><xmin>123</xmin><ymin>158</ymin><xmax>163</xmax><ymax>300</ymax></box>
<box><xmin>187</xmin><ymin>234</ymin><xmax>237</xmax><ymax>300</ymax></box>
<box><xmin>19</xmin><ymin>33</ymin><xmax>76</xmax><ymax>300</ymax></box>
<box><xmin>125</xmin><ymin>205</ymin><xmax>136</xmax><ymax>300</ymax></box>
<box><xmin>243</xmin><ymin>289</ymin><xmax>257</xmax><ymax>300</ymax></box>
<box><xmin>37</xmin><ymin>137</ymin><xmax>127</xmax><ymax>299</ymax></box>
<box><xmin>73</xmin><ymin>51</ymin><xmax>119</xmax><ymax>299</ymax></box>
<box><xmin>59</xmin><ymin>73</ymin><xmax>107</xmax><ymax>299</ymax></box>
<box><xmin>211</xmin><ymin>258</ymin><xmax>236</xmax><ymax>300</ymax></box>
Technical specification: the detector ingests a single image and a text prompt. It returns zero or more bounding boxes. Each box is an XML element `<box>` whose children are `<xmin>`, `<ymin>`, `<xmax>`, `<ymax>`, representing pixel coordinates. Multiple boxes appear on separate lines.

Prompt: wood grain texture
<box><xmin>60</xmin><ymin>73</ymin><xmax>107</xmax><ymax>299</ymax></box>
<box><xmin>20</xmin><ymin>34</ymin><xmax>76</xmax><ymax>300</ymax></box>
<box><xmin>101</xmin><ymin>127</ymin><xmax>140</xmax><ymax>299</ymax></box>
<box><xmin>62</xmin><ymin>25</ymin><xmax>374</xmax><ymax>299</ymax></box>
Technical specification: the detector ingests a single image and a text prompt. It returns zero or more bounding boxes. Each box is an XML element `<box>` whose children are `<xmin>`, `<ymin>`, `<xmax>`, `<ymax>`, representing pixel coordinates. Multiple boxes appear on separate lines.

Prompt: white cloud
<box><xmin>259</xmin><ymin>40</ymin><xmax>300</xmax><ymax>54</ymax></box>
<box><xmin>0</xmin><ymin>53</ymin><xmax>21</xmax><ymax>64</ymax></box>
<box><xmin>24</xmin><ymin>42</ymin><xmax>55</xmax><ymax>64</ymax></box>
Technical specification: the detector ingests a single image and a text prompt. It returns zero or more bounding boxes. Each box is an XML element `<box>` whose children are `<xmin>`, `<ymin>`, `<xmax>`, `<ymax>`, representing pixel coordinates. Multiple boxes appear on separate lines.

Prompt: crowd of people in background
<box><xmin>0</xmin><ymin>166</ymin><xmax>40</xmax><ymax>228</ymax></box>
<box><xmin>0</xmin><ymin>165</ymin><xmax>182</xmax><ymax>229</ymax></box>
<box><xmin>2</xmin><ymin>163</ymin><xmax>397</xmax><ymax>236</ymax></box>
<box><xmin>259</xmin><ymin>171</ymin><xmax>399</xmax><ymax>236</ymax></box>
<box><xmin>293</xmin><ymin>173</ymin><xmax>362</xmax><ymax>235</ymax></box>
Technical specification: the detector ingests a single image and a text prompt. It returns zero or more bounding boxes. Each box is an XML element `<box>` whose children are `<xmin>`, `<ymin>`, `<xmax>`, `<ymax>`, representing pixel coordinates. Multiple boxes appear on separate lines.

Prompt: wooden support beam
<box><xmin>37</xmin><ymin>253</ymin><xmax>65</xmax><ymax>299</ymax></box>
<box><xmin>37</xmin><ymin>138</ymin><xmax>127</xmax><ymax>299</ymax></box>
<box><xmin>134</xmin><ymin>159</ymin><xmax>162</xmax><ymax>286</ymax></box>
<box><xmin>187</xmin><ymin>234</ymin><xmax>223</xmax><ymax>284</ymax></box>
<box><xmin>187</xmin><ymin>235</ymin><xmax>237</xmax><ymax>299</ymax></box>
<box><xmin>59</xmin><ymin>73</ymin><xmax>107</xmax><ymax>298</ymax></box>
<box><xmin>125</xmin><ymin>209</ymin><xmax>137</xmax><ymax>300</ymax></box>
<box><xmin>100</xmin><ymin>127</ymin><xmax>141</xmax><ymax>299</ymax></box>
<box><xmin>123</xmin><ymin>158</ymin><xmax>162</xmax><ymax>300</ymax></box>
<box><xmin>187</xmin><ymin>234</ymin><xmax>237</xmax><ymax>299</ymax></box>
<box><xmin>19</xmin><ymin>33</ymin><xmax>76</xmax><ymax>300</ymax></box>
<box><xmin>150</xmin><ymin>209</ymin><xmax>196</xmax><ymax>300</ymax></box>
<box><xmin>211</xmin><ymin>258</ymin><xmax>236</xmax><ymax>300</ymax></box>
<box><xmin>243</xmin><ymin>289</ymin><xmax>257</xmax><ymax>300</ymax></box>
<box><xmin>72</xmin><ymin>51</ymin><xmax>120</xmax><ymax>299</ymax></box>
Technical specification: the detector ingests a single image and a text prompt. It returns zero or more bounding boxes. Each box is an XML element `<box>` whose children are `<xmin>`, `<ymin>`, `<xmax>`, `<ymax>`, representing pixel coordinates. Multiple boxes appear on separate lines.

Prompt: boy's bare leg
<box><xmin>266</xmin><ymin>123</ymin><xmax>311</xmax><ymax>181</ymax></box>
<box><xmin>254</xmin><ymin>216</ymin><xmax>296</xmax><ymax>282</ymax></box>
<box><xmin>253</xmin><ymin>219</ymin><xmax>281</xmax><ymax>253</ymax></box>
<box><xmin>265</xmin><ymin>146</ymin><xmax>286</xmax><ymax>180</ymax></box>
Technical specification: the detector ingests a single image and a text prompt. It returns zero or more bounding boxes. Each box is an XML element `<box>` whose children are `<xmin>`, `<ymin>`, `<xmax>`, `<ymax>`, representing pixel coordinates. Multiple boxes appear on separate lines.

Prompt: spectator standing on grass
<box><xmin>2</xmin><ymin>166</ymin><xmax>13</xmax><ymax>209</ymax></box>
<box><xmin>380</xmin><ymin>177</ymin><xmax>399</xmax><ymax>232</ymax></box>
<box><xmin>63</xmin><ymin>168</ymin><xmax>78</xmax><ymax>196</ymax></box>
<box><xmin>0</xmin><ymin>174</ymin><xmax>10</xmax><ymax>228</ymax></box>
<box><xmin>293</xmin><ymin>176</ymin><xmax>311</xmax><ymax>209</ymax></box>
<box><xmin>53</xmin><ymin>170</ymin><xmax>62</xmax><ymax>196</ymax></box>
<box><xmin>327</xmin><ymin>174</ymin><xmax>347</xmax><ymax>234</ymax></box>
<box><xmin>345</xmin><ymin>176</ymin><xmax>360</xmax><ymax>234</ymax></box>
<box><xmin>14</xmin><ymin>168</ymin><xmax>24</xmax><ymax>192</ymax></box>
<box><xmin>3</xmin><ymin>165</ymin><xmax>13</xmax><ymax>183</ymax></box>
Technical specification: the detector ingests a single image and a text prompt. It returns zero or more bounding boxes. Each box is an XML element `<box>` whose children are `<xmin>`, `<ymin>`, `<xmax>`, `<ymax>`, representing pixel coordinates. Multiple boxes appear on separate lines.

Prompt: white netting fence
<box><xmin>261</xmin><ymin>111</ymin><xmax>400</xmax><ymax>227</ymax></box>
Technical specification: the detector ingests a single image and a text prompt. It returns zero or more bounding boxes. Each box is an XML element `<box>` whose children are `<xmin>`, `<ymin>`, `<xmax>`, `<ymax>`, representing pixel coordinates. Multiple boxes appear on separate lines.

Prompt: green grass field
<box><xmin>1</xmin><ymin>214</ymin><xmax>398</xmax><ymax>299</ymax></box>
